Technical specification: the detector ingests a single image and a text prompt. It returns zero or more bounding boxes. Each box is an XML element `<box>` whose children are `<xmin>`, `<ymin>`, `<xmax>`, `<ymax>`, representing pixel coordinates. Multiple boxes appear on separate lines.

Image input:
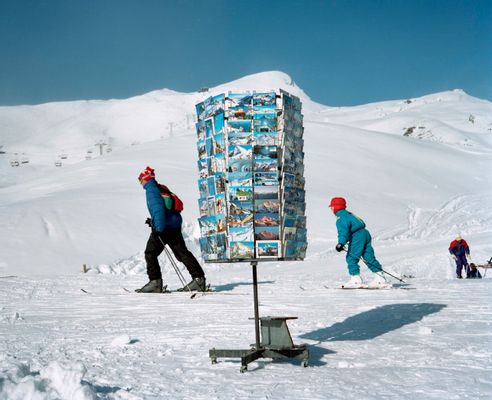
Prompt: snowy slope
<box><xmin>0</xmin><ymin>71</ymin><xmax>491</xmax><ymax>399</ymax></box>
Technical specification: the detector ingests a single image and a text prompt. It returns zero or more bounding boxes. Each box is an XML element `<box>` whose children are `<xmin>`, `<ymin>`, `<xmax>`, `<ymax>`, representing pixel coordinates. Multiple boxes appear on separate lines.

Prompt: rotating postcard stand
<box><xmin>195</xmin><ymin>90</ymin><xmax>308</xmax><ymax>372</ymax></box>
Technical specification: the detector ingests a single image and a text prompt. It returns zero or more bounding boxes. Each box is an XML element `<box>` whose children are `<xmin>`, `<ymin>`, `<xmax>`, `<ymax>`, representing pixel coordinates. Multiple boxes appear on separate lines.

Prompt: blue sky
<box><xmin>0</xmin><ymin>0</ymin><xmax>490</xmax><ymax>106</ymax></box>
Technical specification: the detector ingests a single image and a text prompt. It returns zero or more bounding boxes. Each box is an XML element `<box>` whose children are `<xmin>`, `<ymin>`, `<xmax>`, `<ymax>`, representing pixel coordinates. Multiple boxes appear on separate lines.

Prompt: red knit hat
<box><xmin>138</xmin><ymin>166</ymin><xmax>155</xmax><ymax>183</ymax></box>
<box><xmin>329</xmin><ymin>197</ymin><xmax>346</xmax><ymax>213</ymax></box>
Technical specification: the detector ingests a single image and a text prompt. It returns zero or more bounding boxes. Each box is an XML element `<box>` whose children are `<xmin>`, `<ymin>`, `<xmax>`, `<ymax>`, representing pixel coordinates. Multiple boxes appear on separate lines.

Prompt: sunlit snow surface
<box><xmin>0</xmin><ymin>72</ymin><xmax>491</xmax><ymax>399</ymax></box>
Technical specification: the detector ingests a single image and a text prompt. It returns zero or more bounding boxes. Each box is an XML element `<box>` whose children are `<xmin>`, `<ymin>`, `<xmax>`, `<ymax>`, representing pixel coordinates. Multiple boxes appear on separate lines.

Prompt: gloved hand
<box><xmin>452</xmin><ymin>255</ymin><xmax>457</xmax><ymax>261</ymax></box>
<box><xmin>145</xmin><ymin>218</ymin><xmax>152</xmax><ymax>227</ymax></box>
<box><xmin>336</xmin><ymin>243</ymin><xmax>345</xmax><ymax>252</ymax></box>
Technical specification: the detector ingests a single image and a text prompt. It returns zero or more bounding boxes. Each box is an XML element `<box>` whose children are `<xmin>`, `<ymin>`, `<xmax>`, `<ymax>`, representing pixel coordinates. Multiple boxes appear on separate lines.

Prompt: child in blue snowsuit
<box><xmin>329</xmin><ymin>197</ymin><xmax>386</xmax><ymax>288</ymax></box>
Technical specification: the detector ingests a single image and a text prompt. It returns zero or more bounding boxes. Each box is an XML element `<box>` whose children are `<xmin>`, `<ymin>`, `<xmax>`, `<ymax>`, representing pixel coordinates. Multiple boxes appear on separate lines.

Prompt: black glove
<box><xmin>336</xmin><ymin>243</ymin><xmax>345</xmax><ymax>252</ymax></box>
<box><xmin>145</xmin><ymin>218</ymin><xmax>152</xmax><ymax>227</ymax></box>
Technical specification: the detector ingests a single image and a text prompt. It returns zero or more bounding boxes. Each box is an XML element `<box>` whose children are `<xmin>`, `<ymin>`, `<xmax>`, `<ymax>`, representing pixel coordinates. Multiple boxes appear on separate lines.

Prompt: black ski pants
<box><xmin>145</xmin><ymin>229</ymin><xmax>205</xmax><ymax>281</ymax></box>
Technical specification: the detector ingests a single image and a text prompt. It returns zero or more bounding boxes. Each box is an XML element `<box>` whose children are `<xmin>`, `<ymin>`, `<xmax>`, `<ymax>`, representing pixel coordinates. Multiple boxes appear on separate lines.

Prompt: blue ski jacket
<box><xmin>143</xmin><ymin>179</ymin><xmax>182</xmax><ymax>232</ymax></box>
<box><xmin>335</xmin><ymin>209</ymin><xmax>366</xmax><ymax>245</ymax></box>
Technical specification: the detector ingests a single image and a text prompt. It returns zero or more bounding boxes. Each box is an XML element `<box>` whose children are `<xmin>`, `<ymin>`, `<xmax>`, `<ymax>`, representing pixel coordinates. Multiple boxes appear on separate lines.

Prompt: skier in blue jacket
<box><xmin>136</xmin><ymin>166</ymin><xmax>206</xmax><ymax>293</ymax></box>
<box><xmin>329</xmin><ymin>197</ymin><xmax>388</xmax><ymax>288</ymax></box>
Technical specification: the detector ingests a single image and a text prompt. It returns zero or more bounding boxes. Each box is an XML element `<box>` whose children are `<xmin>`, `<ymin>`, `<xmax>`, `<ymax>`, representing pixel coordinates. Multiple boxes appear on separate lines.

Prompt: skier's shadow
<box><xmin>212</xmin><ymin>280</ymin><xmax>275</xmax><ymax>292</ymax></box>
<box><xmin>300</xmin><ymin>303</ymin><xmax>446</xmax><ymax>342</ymax></box>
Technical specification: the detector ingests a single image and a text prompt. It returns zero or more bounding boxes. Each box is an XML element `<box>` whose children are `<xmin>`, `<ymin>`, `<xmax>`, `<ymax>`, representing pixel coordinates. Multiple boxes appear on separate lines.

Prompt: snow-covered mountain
<box><xmin>0</xmin><ymin>71</ymin><xmax>491</xmax><ymax>277</ymax></box>
<box><xmin>1</xmin><ymin>71</ymin><xmax>491</xmax><ymax>399</ymax></box>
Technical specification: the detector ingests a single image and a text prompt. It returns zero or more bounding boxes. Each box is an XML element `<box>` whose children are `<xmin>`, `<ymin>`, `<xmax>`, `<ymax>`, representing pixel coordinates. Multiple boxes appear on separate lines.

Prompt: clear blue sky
<box><xmin>0</xmin><ymin>0</ymin><xmax>490</xmax><ymax>106</ymax></box>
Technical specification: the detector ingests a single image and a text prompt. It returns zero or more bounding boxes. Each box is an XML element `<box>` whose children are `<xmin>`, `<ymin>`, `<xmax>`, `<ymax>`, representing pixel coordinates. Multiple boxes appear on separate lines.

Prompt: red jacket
<box><xmin>449</xmin><ymin>239</ymin><xmax>470</xmax><ymax>256</ymax></box>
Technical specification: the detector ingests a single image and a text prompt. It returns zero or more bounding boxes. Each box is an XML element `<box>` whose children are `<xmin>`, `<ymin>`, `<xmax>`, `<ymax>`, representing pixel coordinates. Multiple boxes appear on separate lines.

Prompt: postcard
<box><xmin>205</xmin><ymin>137</ymin><xmax>214</xmax><ymax>157</ymax></box>
<box><xmin>215</xmin><ymin>173</ymin><xmax>226</xmax><ymax>193</ymax></box>
<box><xmin>253</xmin><ymin>92</ymin><xmax>277</xmax><ymax>107</ymax></box>
<box><xmin>228</xmin><ymin>144</ymin><xmax>253</xmax><ymax>160</ymax></box>
<box><xmin>254</xmin><ymin>212</ymin><xmax>279</xmax><ymax>227</ymax></box>
<box><xmin>227</xmin><ymin>211</ymin><xmax>253</xmax><ymax>227</ymax></box>
<box><xmin>284</xmin><ymin>241</ymin><xmax>297</xmax><ymax>258</ymax></box>
<box><xmin>253</xmin><ymin>113</ymin><xmax>277</xmax><ymax>132</ymax></box>
<box><xmin>215</xmin><ymin>193</ymin><xmax>226</xmax><ymax>215</ymax></box>
<box><xmin>196</xmin><ymin>120</ymin><xmax>206</xmax><ymax>139</ymax></box>
<box><xmin>254</xmin><ymin>131</ymin><xmax>279</xmax><ymax>146</ymax></box>
<box><xmin>254</xmin><ymin>185</ymin><xmax>279</xmax><ymax>200</ymax></box>
<box><xmin>254</xmin><ymin>199</ymin><xmax>280</xmax><ymax>213</ymax></box>
<box><xmin>229</xmin><ymin>199</ymin><xmax>253</xmax><ymax>215</ymax></box>
<box><xmin>205</xmin><ymin>118</ymin><xmax>214</xmax><ymax>138</ymax></box>
<box><xmin>207</xmin><ymin>176</ymin><xmax>216</xmax><ymax>196</ymax></box>
<box><xmin>207</xmin><ymin>196</ymin><xmax>216</xmax><ymax>216</ymax></box>
<box><xmin>228</xmin><ymin>186</ymin><xmax>253</xmax><ymax>202</ymax></box>
<box><xmin>213</xmin><ymin>133</ymin><xmax>225</xmax><ymax>154</ymax></box>
<box><xmin>296</xmin><ymin>228</ymin><xmax>307</xmax><ymax>243</ymax></box>
<box><xmin>199</xmin><ymin>216</ymin><xmax>218</xmax><ymax>236</ymax></box>
<box><xmin>197</xmin><ymin>139</ymin><xmax>206</xmax><ymax>159</ymax></box>
<box><xmin>256</xmin><ymin>240</ymin><xmax>280</xmax><ymax>258</ymax></box>
<box><xmin>228</xmin><ymin>171</ymin><xmax>253</xmax><ymax>187</ymax></box>
<box><xmin>211</xmin><ymin>153</ymin><xmax>225</xmax><ymax>174</ymax></box>
<box><xmin>228</xmin><ymin>159</ymin><xmax>253</xmax><ymax>173</ymax></box>
<box><xmin>228</xmin><ymin>119</ymin><xmax>252</xmax><ymax>133</ymax></box>
<box><xmin>254</xmin><ymin>172</ymin><xmax>278</xmax><ymax>186</ymax></box>
<box><xmin>228</xmin><ymin>130</ymin><xmax>253</xmax><ymax>146</ymax></box>
<box><xmin>198</xmin><ymin>198</ymin><xmax>208</xmax><ymax>217</ymax></box>
<box><xmin>283</xmin><ymin>227</ymin><xmax>297</xmax><ymax>242</ymax></box>
<box><xmin>254</xmin><ymin>159</ymin><xmax>277</xmax><ymax>173</ymax></box>
<box><xmin>254</xmin><ymin>145</ymin><xmax>278</xmax><ymax>160</ymax></box>
<box><xmin>228</xmin><ymin>92</ymin><xmax>252</xmax><ymax>107</ymax></box>
<box><xmin>229</xmin><ymin>241</ymin><xmax>254</xmax><ymax>259</ymax></box>
<box><xmin>198</xmin><ymin>178</ymin><xmax>208</xmax><ymax>198</ymax></box>
<box><xmin>229</xmin><ymin>226</ymin><xmax>254</xmax><ymax>242</ymax></box>
<box><xmin>254</xmin><ymin>226</ymin><xmax>279</xmax><ymax>241</ymax></box>
<box><xmin>216</xmin><ymin>213</ymin><xmax>227</xmax><ymax>233</ymax></box>
<box><xmin>214</xmin><ymin>111</ymin><xmax>225</xmax><ymax>135</ymax></box>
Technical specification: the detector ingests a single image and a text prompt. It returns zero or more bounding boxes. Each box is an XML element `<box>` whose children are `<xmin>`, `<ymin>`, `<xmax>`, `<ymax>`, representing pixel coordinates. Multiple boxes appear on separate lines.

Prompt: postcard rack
<box><xmin>195</xmin><ymin>90</ymin><xmax>307</xmax><ymax>263</ymax></box>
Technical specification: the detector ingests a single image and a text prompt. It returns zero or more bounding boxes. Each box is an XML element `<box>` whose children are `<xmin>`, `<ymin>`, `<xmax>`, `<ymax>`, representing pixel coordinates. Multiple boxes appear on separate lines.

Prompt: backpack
<box><xmin>157</xmin><ymin>184</ymin><xmax>184</xmax><ymax>213</ymax></box>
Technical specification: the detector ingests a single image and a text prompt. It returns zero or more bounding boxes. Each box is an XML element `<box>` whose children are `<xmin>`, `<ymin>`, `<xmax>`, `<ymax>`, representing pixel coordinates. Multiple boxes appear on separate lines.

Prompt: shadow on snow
<box><xmin>299</xmin><ymin>303</ymin><xmax>447</xmax><ymax>342</ymax></box>
<box><xmin>212</xmin><ymin>280</ymin><xmax>275</xmax><ymax>292</ymax></box>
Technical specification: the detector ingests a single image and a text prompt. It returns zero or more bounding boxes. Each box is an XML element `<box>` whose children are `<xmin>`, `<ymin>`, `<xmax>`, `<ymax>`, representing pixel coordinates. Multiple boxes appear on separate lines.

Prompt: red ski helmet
<box><xmin>138</xmin><ymin>166</ymin><xmax>155</xmax><ymax>184</ymax></box>
<box><xmin>329</xmin><ymin>197</ymin><xmax>346</xmax><ymax>213</ymax></box>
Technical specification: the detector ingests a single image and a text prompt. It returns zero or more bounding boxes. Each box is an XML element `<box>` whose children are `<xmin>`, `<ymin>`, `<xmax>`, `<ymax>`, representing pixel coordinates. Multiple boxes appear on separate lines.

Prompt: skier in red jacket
<box><xmin>448</xmin><ymin>235</ymin><xmax>470</xmax><ymax>279</ymax></box>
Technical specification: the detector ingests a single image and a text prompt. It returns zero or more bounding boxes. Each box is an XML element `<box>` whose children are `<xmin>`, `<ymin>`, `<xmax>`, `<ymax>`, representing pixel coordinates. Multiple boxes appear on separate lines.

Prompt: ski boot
<box><xmin>135</xmin><ymin>279</ymin><xmax>163</xmax><ymax>293</ymax></box>
<box><xmin>341</xmin><ymin>275</ymin><xmax>365</xmax><ymax>289</ymax></box>
<box><xmin>177</xmin><ymin>277</ymin><xmax>206</xmax><ymax>292</ymax></box>
<box><xmin>368</xmin><ymin>272</ymin><xmax>391</xmax><ymax>288</ymax></box>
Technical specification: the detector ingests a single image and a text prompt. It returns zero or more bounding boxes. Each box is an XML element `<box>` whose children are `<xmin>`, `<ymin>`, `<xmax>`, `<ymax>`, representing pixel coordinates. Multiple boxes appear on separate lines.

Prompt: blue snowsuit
<box><xmin>335</xmin><ymin>209</ymin><xmax>382</xmax><ymax>276</ymax></box>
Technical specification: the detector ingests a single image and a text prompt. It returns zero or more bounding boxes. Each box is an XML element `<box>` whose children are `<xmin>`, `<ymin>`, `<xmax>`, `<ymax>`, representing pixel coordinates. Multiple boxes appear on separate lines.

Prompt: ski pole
<box><xmin>341</xmin><ymin>247</ymin><xmax>405</xmax><ymax>283</ymax></box>
<box><xmin>162</xmin><ymin>244</ymin><xmax>187</xmax><ymax>287</ymax></box>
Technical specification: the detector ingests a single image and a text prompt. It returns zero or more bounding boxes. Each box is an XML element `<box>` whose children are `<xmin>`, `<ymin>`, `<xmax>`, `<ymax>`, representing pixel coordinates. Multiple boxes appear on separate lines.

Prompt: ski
<box><xmin>123</xmin><ymin>286</ymin><xmax>246</xmax><ymax>297</ymax></box>
<box><xmin>324</xmin><ymin>284</ymin><xmax>415</xmax><ymax>290</ymax></box>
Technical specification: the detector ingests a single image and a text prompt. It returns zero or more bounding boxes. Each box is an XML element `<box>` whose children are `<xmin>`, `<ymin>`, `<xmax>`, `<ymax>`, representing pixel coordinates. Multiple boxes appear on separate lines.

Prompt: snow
<box><xmin>0</xmin><ymin>71</ymin><xmax>491</xmax><ymax>399</ymax></box>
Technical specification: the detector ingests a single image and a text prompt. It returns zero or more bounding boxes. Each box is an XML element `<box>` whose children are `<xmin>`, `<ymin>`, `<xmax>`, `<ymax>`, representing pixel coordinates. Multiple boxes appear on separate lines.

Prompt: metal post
<box><xmin>252</xmin><ymin>261</ymin><xmax>261</xmax><ymax>350</ymax></box>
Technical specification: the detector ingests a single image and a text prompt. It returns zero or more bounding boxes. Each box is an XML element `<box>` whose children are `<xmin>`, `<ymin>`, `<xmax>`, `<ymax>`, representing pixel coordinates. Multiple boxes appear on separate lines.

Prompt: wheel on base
<box><xmin>302</xmin><ymin>360</ymin><xmax>308</xmax><ymax>368</ymax></box>
<box><xmin>240</xmin><ymin>365</ymin><xmax>247</xmax><ymax>373</ymax></box>
<box><xmin>211</xmin><ymin>357</ymin><xmax>217</xmax><ymax>364</ymax></box>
